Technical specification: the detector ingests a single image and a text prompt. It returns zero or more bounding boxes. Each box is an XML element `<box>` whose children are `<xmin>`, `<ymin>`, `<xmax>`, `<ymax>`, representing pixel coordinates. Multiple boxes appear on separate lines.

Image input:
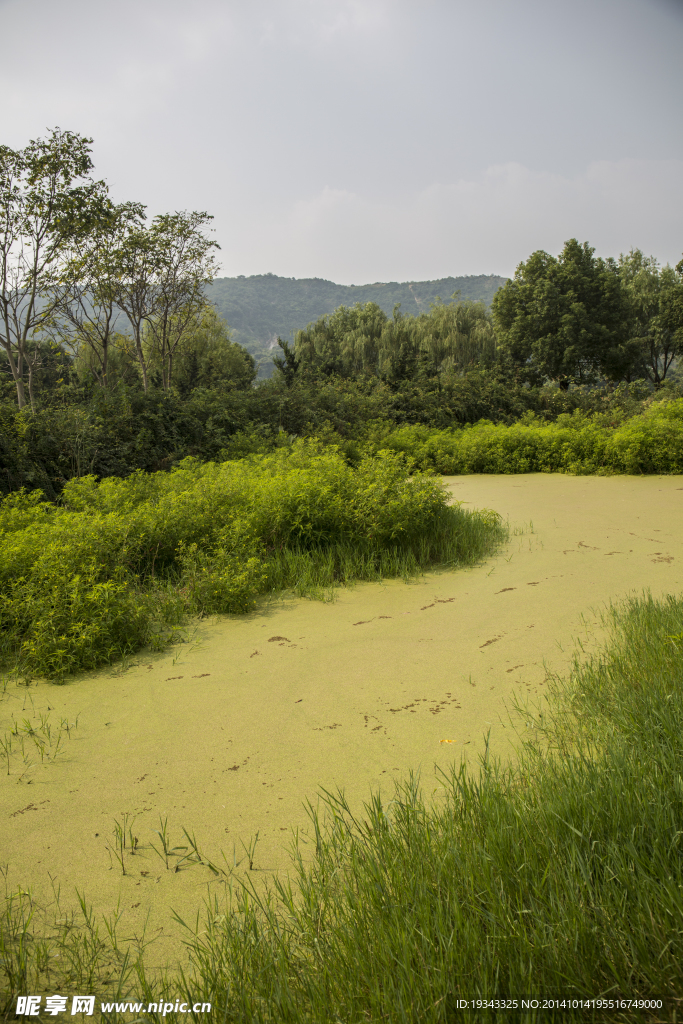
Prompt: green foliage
<box><xmin>493</xmin><ymin>239</ymin><xmax>634</xmax><ymax>387</ymax></box>
<box><xmin>54</xmin><ymin>200</ymin><xmax>147</xmax><ymax>389</ymax></box>
<box><xmin>208</xmin><ymin>272</ymin><xmax>509</xmax><ymax>373</ymax></box>
<box><xmin>1</xmin><ymin>128</ymin><xmax>110</xmax><ymax>411</ymax></box>
<box><xmin>168</xmin><ymin>305</ymin><xmax>257</xmax><ymax>393</ymax></box>
<box><xmin>176</xmin><ymin>542</ymin><xmax>268</xmax><ymax>615</ymax></box>
<box><xmin>366</xmin><ymin>395</ymin><xmax>683</xmax><ymax>475</ymax></box>
<box><xmin>2</xmin><ymin>564</ymin><xmax>155</xmax><ymax>680</ymax></box>
<box><xmin>293</xmin><ymin>298</ymin><xmax>496</xmax><ymax>381</ymax></box>
<box><xmin>72</xmin><ymin>331</ymin><xmax>140</xmax><ymax>388</ymax></box>
<box><xmin>0</xmin><ymin>446</ymin><xmax>505</xmax><ymax>678</ymax></box>
<box><xmin>1</xmin><ymin>372</ymin><xmax>678</xmax><ymax>500</ymax></box>
<box><xmin>619</xmin><ymin>249</ymin><xmax>683</xmax><ymax>386</ymax></box>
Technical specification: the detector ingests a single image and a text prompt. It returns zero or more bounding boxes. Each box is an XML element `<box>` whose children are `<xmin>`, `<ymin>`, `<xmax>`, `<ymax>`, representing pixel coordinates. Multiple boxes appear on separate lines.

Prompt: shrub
<box><xmin>0</xmin><ymin>444</ymin><xmax>505</xmax><ymax>679</ymax></box>
<box><xmin>366</xmin><ymin>397</ymin><xmax>683</xmax><ymax>475</ymax></box>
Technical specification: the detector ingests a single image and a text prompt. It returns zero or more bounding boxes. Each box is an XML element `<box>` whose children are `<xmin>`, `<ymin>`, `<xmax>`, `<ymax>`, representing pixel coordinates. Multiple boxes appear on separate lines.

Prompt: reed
<box><xmin>137</xmin><ymin>590</ymin><xmax>683</xmax><ymax>1023</ymax></box>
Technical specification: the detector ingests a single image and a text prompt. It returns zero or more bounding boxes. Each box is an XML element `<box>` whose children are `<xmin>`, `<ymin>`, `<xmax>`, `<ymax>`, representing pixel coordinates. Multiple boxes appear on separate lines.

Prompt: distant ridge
<box><xmin>208</xmin><ymin>272</ymin><xmax>508</xmax><ymax>375</ymax></box>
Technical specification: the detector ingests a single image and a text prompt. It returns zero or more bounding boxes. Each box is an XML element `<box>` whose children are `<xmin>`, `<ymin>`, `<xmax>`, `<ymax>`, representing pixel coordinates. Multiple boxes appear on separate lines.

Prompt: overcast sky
<box><xmin>1</xmin><ymin>0</ymin><xmax>682</xmax><ymax>283</ymax></box>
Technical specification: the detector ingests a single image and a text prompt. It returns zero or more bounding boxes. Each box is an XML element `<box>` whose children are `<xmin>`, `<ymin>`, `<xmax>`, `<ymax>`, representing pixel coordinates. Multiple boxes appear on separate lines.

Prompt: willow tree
<box><xmin>292</xmin><ymin>298</ymin><xmax>496</xmax><ymax>380</ymax></box>
<box><xmin>387</xmin><ymin>299</ymin><xmax>496</xmax><ymax>377</ymax></box>
<box><xmin>295</xmin><ymin>301</ymin><xmax>388</xmax><ymax>376</ymax></box>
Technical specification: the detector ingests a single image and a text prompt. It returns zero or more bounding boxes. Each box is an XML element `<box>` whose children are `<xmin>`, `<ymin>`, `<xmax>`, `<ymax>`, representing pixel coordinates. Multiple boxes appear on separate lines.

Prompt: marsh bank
<box><xmin>2</xmin><ymin>473</ymin><xmax>681</xmax><ymax>971</ymax></box>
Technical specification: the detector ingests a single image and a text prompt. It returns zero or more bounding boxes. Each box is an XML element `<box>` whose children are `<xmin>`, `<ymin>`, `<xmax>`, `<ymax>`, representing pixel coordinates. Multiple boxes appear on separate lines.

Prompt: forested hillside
<box><xmin>209</xmin><ymin>273</ymin><xmax>508</xmax><ymax>373</ymax></box>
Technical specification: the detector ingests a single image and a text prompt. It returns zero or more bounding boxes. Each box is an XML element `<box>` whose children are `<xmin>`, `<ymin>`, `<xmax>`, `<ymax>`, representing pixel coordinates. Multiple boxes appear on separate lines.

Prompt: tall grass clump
<box><xmin>0</xmin><ymin>884</ymin><xmax>142</xmax><ymax>1018</ymax></box>
<box><xmin>129</xmin><ymin>591</ymin><xmax>682</xmax><ymax>1023</ymax></box>
<box><xmin>0</xmin><ymin>443</ymin><xmax>505</xmax><ymax>679</ymax></box>
<box><xmin>368</xmin><ymin>396</ymin><xmax>683</xmax><ymax>475</ymax></box>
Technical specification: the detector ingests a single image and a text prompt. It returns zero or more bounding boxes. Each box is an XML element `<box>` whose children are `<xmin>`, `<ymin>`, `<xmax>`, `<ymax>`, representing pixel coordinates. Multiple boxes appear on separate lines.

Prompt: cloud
<box><xmin>1</xmin><ymin>0</ymin><xmax>681</xmax><ymax>283</ymax></box>
<box><xmin>220</xmin><ymin>159</ymin><xmax>683</xmax><ymax>282</ymax></box>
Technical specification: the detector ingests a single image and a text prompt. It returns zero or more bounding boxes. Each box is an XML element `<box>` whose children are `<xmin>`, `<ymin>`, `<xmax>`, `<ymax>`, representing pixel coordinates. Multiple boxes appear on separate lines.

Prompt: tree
<box><xmin>55</xmin><ymin>201</ymin><xmax>145</xmax><ymax>387</ymax></box>
<box><xmin>492</xmin><ymin>239</ymin><xmax>633</xmax><ymax>388</ymax></box>
<box><xmin>389</xmin><ymin>299</ymin><xmax>496</xmax><ymax>378</ymax></box>
<box><xmin>273</xmin><ymin>337</ymin><xmax>300</xmax><ymax>386</ymax></box>
<box><xmin>295</xmin><ymin>302</ymin><xmax>388</xmax><ymax>377</ymax></box>
<box><xmin>619</xmin><ymin>249</ymin><xmax>683</xmax><ymax>387</ymax></box>
<box><xmin>0</xmin><ymin>128</ymin><xmax>109</xmax><ymax>409</ymax></box>
<box><xmin>114</xmin><ymin>211</ymin><xmax>219</xmax><ymax>391</ymax></box>
<box><xmin>292</xmin><ymin>299</ymin><xmax>497</xmax><ymax>382</ymax></box>
<box><xmin>140</xmin><ymin>211</ymin><xmax>219</xmax><ymax>391</ymax></box>
<box><xmin>110</xmin><ymin>223</ymin><xmax>160</xmax><ymax>393</ymax></box>
<box><xmin>163</xmin><ymin>304</ymin><xmax>256</xmax><ymax>392</ymax></box>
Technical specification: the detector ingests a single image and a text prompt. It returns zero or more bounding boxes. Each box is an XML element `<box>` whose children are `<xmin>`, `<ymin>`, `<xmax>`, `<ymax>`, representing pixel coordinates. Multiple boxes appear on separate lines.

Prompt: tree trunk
<box><xmin>134</xmin><ymin>330</ymin><xmax>149</xmax><ymax>392</ymax></box>
<box><xmin>2</xmin><ymin>343</ymin><xmax>27</xmax><ymax>409</ymax></box>
<box><xmin>14</xmin><ymin>374</ymin><xmax>27</xmax><ymax>409</ymax></box>
<box><xmin>101</xmin><ymin>338</ymin><xmax>109</xmax><ymax>388</ymax></box>
<box><xmin>27</xmin><ymin>362</ymin><xmax>36</xmax><ymax>413</ymax></box>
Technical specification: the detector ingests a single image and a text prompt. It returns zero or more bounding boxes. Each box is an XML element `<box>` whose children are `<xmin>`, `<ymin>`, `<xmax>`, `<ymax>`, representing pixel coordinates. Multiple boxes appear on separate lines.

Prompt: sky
<box><xmin>1</xmin><ymin>0</ymin><xmax>682</xmax><ymax>283</ymax></box>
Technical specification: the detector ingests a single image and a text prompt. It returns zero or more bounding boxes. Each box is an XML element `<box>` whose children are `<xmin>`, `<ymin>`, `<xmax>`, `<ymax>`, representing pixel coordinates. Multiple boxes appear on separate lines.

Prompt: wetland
<box><xmin>2</xmin><ymin>473</ymin><xmax>682</xmax><ymax>1012</ymax></box>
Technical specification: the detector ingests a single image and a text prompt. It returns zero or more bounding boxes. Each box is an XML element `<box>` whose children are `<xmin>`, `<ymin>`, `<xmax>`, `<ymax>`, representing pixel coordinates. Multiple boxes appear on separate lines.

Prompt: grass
<box><xmin>2</xmin><ymin>590</ymin><xmax>682</xmax><ymax>1021</ymax></box>
<box><xmin>0</xmin><ymin>709</ymin><xmax>78</xmax><ymax>781</ymax></box>
<box><xmin>264</xmin><ymin>507</ymin><xmax>503</xmax><ymax>600</ymax></box>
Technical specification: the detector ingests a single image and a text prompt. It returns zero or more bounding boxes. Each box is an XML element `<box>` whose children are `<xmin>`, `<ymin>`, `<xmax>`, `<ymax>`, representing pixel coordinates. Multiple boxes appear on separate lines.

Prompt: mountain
<box><xmin>208</xmin><ymin>272</ymin><xmax>508</xmax><ymax>376</ymax></box>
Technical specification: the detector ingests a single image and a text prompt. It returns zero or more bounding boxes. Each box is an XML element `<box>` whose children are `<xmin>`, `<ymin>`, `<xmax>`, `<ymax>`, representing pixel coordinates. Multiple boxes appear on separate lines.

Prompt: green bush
<box><xmin>367</xmin><ymin>397</ymin><xmax>683</xmax><ymax>475</ymax></box>
<box><xmin>1</xmin><ymin>565</ymin><xmax>155</xmax><ymax>680</ymax></box>
<box><xmin>0</xmin><ymin>444</ymin><xmax>505</xmax><ymax>679</ymax></box>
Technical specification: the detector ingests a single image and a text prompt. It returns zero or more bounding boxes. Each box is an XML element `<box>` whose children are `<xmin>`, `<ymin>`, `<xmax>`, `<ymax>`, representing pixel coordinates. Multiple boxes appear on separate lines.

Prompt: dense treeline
<box><xmin>208</xmin><ymin>272</ymin><xmax>507</xmax><ymax>370</ymax></box>
<box><xmin>290</xmin><ymin>297</ymin><xmax>496</xmax><ymax>379</ymax></box>
<box><xmin>2</xmin><ymin>129</ymin><xmax>683</xmax><ymax>500</ymax></box>
<box><xmin>289</xmin><ymin>240</ymin><xmax>683</xmax><ymax>388</ymax></box>
<box><xmin>2</xmin><ymin>358</ymin><xmax>674</xmax><ymax>498</ymax></box>
<box><xmin>4</xmin><ymin>369</ymin><xmax>683</xmax><ymax>498</ymax></box>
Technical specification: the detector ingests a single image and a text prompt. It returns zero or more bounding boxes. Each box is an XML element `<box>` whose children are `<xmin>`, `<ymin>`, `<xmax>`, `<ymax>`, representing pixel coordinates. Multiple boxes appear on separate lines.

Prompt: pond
<box><xmin>2</xmin><ymin>473</ymin><xmax>681</xmax><ymax>971</ymax></box>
